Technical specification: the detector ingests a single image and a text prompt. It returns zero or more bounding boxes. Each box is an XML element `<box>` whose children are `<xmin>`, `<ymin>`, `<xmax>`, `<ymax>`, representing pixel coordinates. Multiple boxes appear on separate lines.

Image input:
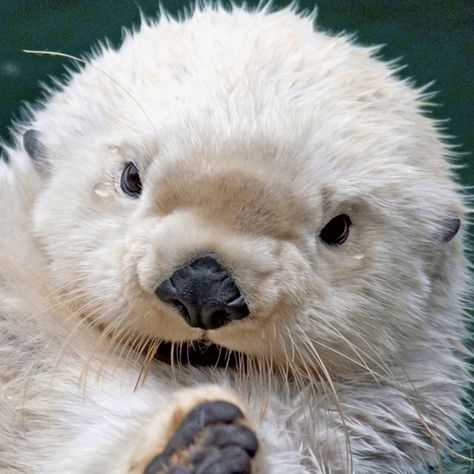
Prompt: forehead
<box><xmin>35</xmin><ymin>7</ymin><xmax>447</xmax><ymax>209</ymax></box>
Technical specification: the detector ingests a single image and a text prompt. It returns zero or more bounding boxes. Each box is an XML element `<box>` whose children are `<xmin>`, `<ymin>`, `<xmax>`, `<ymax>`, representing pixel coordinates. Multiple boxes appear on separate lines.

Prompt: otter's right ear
<box><xmin>23</xmin><ymin>129</ymin><xmax>49</xmax><ymax>173</ymax></box>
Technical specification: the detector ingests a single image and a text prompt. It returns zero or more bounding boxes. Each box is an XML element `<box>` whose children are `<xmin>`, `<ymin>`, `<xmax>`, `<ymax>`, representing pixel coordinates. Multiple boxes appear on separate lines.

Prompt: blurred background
<box><xmin>1</xmin><ymin>1</ymin><xmax>472</xmax><ymax>471</ymax></box>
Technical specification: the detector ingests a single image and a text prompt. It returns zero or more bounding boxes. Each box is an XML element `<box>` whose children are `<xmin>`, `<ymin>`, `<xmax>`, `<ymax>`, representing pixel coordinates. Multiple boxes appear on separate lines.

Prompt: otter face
<box><xmin>27</xmin><ymin>8</ymin><xmax>464</xmax><ymax>380</ymax></box>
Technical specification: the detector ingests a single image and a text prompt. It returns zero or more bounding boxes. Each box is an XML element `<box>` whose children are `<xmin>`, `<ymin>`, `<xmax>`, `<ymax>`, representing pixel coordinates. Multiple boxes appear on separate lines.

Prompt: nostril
<box><xmin>155</xmin><ymin>278</ymin><xmax>177</xmax><ymax>303</ymax></box>
<box><xmin>226</xmin><ymin>295</ymin><xmax>249</xmax><ymax>318</ymax></box>
<box><xmin>227</xmin><ymin>294</ymin><xmax>244</xmax><ymax>306</ymax></box>
<box><xmin>170</xmin><ymin>299</ymin><xmax>190</xmax><ymax>320</ymax></box>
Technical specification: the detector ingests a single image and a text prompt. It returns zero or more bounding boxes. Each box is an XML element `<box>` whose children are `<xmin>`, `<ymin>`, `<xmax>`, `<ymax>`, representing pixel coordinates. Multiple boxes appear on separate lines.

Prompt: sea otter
<box><xmin>0</xmin><ymin>5</ymin><xmax>469</xmax><ymax>473</ymax></box>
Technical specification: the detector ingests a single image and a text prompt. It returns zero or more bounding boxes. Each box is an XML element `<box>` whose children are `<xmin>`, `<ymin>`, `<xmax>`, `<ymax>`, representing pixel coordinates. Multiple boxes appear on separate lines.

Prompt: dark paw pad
<box><xmin>144</xmin><ymin>401</ymin><xmax>258</xmax><ymax>474</ymax></box>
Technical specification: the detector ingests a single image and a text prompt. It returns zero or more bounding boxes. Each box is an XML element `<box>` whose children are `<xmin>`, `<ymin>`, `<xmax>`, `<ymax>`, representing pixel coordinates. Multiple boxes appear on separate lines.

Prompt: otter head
<box><xmin>24</xmin><ymin>8</ymin><xmax>465</xmax><ymax>383</ymax></box>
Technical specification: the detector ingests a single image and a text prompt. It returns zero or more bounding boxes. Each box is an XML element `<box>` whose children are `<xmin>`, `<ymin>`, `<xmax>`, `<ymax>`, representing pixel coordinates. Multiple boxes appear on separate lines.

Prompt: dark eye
<box><xmin>120</xmin><ymin>162</ymin><xmax>142</xmax><ymax>198</ymax></box>
<box><xmin>320</xmin><ymin>214</ymin><xmax>352</xmax><ymax>245</ymax></box>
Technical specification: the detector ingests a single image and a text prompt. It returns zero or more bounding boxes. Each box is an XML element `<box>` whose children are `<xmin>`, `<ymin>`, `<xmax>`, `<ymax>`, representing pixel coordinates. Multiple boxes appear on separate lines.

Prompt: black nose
<box><xmin>155</xmin><ymin>254</ymin><xmax>249</xmax><ymax>330</ymax></box>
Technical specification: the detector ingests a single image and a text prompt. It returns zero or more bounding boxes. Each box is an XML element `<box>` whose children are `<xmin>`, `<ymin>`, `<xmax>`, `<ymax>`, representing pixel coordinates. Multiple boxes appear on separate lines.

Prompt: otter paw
<box><xmin>143</xmin><ymin>400</ymin><xmax>258</xmax><ymax>474</ymax></box>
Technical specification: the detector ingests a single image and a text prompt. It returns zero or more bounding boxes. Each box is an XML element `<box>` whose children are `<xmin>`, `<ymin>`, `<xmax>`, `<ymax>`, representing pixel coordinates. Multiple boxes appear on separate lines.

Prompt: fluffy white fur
<box><xmin>0</xmin><ymin>4</ymin><xmax>469</xmax><ymax>473</ymax></box>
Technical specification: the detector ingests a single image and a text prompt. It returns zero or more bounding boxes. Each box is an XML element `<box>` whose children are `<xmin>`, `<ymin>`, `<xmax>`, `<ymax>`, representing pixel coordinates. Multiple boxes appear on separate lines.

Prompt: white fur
<box><xmin>0</xmin><ymin>4</ymin><xmax>469</xmax><ymax>473</ymax></box>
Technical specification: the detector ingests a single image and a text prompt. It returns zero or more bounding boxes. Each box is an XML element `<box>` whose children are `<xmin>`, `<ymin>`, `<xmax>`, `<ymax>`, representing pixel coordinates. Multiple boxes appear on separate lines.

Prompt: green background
<box><xmin>1</xmin><ymin>1</ymin><xmax>472</xmax><ymax>472</ymax></box>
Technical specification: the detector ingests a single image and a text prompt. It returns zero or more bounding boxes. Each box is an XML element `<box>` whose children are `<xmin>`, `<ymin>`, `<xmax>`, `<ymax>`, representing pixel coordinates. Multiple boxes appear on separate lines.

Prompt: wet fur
<box><xmin>0</xmin><ymin>4</ymin><xmax>470</xmax><ymax>473</ymax></box>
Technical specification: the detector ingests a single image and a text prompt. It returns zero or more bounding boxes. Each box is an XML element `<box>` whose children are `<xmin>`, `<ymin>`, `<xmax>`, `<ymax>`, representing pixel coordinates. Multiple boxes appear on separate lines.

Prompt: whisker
<box><xmin>23</xmin><ymin>50</ymin><xmax>157</xmax><ymax>137</ymax></box>
<box><xmin>292</xmin><ymin>327</ymin><xmax>353</xmax><ymax>473</ymax></box>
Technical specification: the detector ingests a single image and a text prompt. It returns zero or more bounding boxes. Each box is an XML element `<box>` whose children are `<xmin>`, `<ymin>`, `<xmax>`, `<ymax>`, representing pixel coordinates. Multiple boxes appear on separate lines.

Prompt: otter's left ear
<box><xmin>23</xmin><ymin>129</ymin><xmax>49</xmax><ymax>173</ymax></box>
<box><xmin>437</xmin><ymin>218</ymin><xmax>461</xmax><ymax>243</ymax></box>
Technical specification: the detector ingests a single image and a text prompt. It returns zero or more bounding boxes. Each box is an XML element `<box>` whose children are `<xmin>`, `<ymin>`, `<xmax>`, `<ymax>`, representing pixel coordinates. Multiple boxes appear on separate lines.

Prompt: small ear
<box><xmin>438</xmin><ymin>218</ymin><xmax>461</xmax><ymax>243</ymax></box>
<box><xmin>23</xmin><ymin>129</ymin><xmax>49</xmax><ymax>172</ymax></box>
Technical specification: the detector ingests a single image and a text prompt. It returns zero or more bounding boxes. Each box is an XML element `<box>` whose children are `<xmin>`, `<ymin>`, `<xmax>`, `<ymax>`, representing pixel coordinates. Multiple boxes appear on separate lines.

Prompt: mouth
<box><xmin>154</xmin><ymin>339</ymin><xmax>243</xmax><ymax>369</ymax></box>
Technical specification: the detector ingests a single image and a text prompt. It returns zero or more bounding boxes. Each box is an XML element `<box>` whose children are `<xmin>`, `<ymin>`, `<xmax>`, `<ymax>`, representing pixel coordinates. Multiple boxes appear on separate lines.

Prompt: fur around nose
<box><xmin>155</xmin><ymin>254</ymin><xmax>249</xmax><ymax>330</ymax></box>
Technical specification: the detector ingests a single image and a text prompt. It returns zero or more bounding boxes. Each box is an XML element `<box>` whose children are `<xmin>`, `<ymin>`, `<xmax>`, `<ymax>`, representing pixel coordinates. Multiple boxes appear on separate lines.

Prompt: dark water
<box><xmin>1</xmin><ymin>0</ymin><xmax>473</xmax><ymax>471</ymax></box>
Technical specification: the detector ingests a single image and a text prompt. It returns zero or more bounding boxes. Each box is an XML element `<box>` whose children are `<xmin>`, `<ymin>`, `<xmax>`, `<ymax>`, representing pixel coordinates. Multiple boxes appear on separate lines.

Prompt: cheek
<box><xmin>33</xmin><ymin>187</ymin><xmax>68</xmax><ymax>251</ymax></box>
<box><xmin>212</xmin><ymin>245</ymin><xmax>320</xmax><ymax>356</ymax></box>
<box><xmin>311</xmin><ymin>251</ymin><xmax>431</xmax><ymax>367</ymax></box>
<box><xmin>33</xmin><ymin>179</ymin><xmax>94</xmax><ymax>258</ymax></box>
<box><xmin>33</xmin><ymin>187</ymin><xmax>128</xmax><ymax>304</ymax></box>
